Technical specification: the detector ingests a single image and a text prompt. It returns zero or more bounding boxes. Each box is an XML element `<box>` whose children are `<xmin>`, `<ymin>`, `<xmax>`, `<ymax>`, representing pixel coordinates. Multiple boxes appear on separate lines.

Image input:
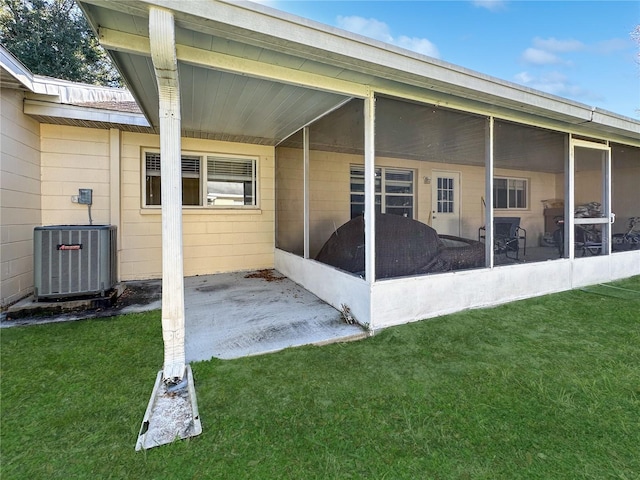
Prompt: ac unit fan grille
<box><xmin>34</xmin><ymin>226</ymin><xmax>117</xmax><ymax>300</ymax></box>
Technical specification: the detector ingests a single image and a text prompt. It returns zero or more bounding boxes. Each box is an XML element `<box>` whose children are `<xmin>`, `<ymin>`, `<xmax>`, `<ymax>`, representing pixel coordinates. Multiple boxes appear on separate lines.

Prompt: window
<box><xmin>206</xmin><ymin>156</ymin><xmax>256</xmax><ymax>206</ymax></box>
<box><xmin>144</xmin><ymin>151</ymin><xmax>257</xmax><ymax>208</ymax></box>
<box><xmin>436</xmin><ymin>177</ymin><xmax>455</xmax><ymax>213</ymax></box>
<box><xmin>350</xmin><ymin>166</ymin><xmax>414</xmax><ymax>218</ymax></box>
<box><xmin>493</xmin><ymin>177</ymin><xmax>527</xmax><ymax>209</ymax></box>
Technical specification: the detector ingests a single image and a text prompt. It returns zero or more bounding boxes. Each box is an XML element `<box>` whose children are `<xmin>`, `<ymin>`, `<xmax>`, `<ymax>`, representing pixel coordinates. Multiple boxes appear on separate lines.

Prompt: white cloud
<box><xmin>514</xmin><ymin>70</ymin><xmax>571</xmax><ymax>95</ymax></box>
<box><xmin>471</xmin><ymin>0</ymin><xmax>507</xmax><ymax>12</ymax></box>
<box><xmin>336</xmin><ymin>15</ymin><xmax>440</xmax><ymax>58</ymax></box>
<box><xmin>533</xmin><ymin>37</ymin><xmax>584</xmax><ymax>53</ymax></box>
<box><xmin>337</xmin><ymin>15</ymin><xmax>393</xmax><ymax>43</ymax></box>
<box><xmin>516</xmin><ymin>35</ymin><xmax>619</xmax><ymax>104</ymax></box>
<box><xmin>520</xmin><ymin>35</ymin><xmax>627</xmax><ymax>70</ymax></box>
<box><xmin>594</xmin><ymin>38</ymin><xmax>629</xmax><ymax>54</ymax></box>
<box><xmin>395</xmin><ymin>36</ymin><xmax>439</xmax><ymax>58</ymax></box>
<box><xmin>514</xmin><ymin>71</ymin><xmax>603</xmax><ymax>101</ymax></box>
<box><xmin>514</xmin><ymin>71</ymin><xmax>533</xmax><ymax>84</ymax></box>
<box><xmin>521</xmin><ymin>48</ymin><xmax>563</xmax><ymax>65</ymax></box>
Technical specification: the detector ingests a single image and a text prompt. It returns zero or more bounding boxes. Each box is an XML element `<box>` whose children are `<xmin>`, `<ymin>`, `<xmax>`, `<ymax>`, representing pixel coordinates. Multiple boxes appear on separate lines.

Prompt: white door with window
<box><xmin>431</xmin><ymin>171</ymin><xmax>460</xmax><ymax>236</ymax></box>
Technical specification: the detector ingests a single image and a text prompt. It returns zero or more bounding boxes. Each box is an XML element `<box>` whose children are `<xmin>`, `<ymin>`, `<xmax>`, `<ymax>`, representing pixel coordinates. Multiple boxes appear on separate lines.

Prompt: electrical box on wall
<box><xmin>78</xmin><ymin>189</ymin><xmax>93</xmax><ymax>205</ymax></box>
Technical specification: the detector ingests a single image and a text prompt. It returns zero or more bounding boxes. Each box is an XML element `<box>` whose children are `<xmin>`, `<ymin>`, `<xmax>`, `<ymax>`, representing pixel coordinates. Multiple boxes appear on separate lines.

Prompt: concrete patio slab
<box><xmin>184</xmin><ymin>270</ymin><xmax>367</xmax><ymax>361</ymax></box>
<box><xmin>2</xmin><ymin>269</ymin><xmax>368</xmax><ymax>361</ymax></box>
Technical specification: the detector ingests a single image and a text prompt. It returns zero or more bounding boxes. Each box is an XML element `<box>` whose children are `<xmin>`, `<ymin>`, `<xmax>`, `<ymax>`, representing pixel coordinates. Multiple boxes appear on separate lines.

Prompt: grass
<box><xmin>2</xmin><ymin>277</ymin><xmax>639</xmax><ymax>479</ymax></box>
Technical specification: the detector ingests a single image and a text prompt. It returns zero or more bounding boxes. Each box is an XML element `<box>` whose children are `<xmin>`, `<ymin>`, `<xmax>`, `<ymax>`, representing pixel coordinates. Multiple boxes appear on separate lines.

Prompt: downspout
<box><xmin>149</xmin><ymin>7</ymin><xmax>186</xmax><ymax>382</ymax></box>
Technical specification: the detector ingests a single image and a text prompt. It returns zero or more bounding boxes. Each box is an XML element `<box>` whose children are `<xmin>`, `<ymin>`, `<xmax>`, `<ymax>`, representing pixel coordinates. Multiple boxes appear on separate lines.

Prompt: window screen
<box><xmin>145</xmin><ymin>152</ymin><xmax>201</xmax><ymax>206</ymax></box>
<box><xmin>207</xmin><ymin>157</ymin><xmax>256</xmax><ymax>206</ymax></box>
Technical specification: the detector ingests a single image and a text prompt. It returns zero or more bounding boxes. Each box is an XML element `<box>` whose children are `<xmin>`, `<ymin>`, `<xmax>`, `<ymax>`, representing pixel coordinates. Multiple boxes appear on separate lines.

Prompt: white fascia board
<box><xmin>27</xmin><ymin>77</ymin><xmax>137</xmax><ymax>106</ymax></box>
<box><xmin>98</xmin><ymin>27</ymin><xmax>151</xmax><ymax>55</ymax></box>
<box><xmin>0</xmin><ymin>45</ymin><xmax>36</xmax><ymax>91</ymax></box>
<box><xmin>24</xmin><ymin>99</ymin><xmax>151</xmax><ymax>127</ymax></box>
<box><xmin>1</xmin><ymin>44</ymin><xmax>144</xmax><ymax>124</ymax></box>
<box><xmin>591</xmin><ymin>109</ymin><xmax>640</xmax><ymax>135</ymax></box>
<box><xmin>83</xmin><ymin>0</ymin><xmax>640</xmax><ymax>137</ymax></box>
<box><xmin>374</xmin><ymin>84</ymin><xmax>640</xmax><ymax>146</ymax></box>
<box><xmin>0</xmin><ymin>45</ymin><xmax>131</xmax><ymax>101</ymax></box>
<box><xmin>98</xmin><ymin>27</ymin><xmax>367</xmax><ymax>98</ymax></box>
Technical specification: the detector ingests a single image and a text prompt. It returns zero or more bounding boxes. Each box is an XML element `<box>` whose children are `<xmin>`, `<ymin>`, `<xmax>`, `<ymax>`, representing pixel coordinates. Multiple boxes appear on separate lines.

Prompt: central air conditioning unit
<box><xmin>33</xmin><ymin>225</ymin><xmax>117</xmax><ymax>301</ymax></box>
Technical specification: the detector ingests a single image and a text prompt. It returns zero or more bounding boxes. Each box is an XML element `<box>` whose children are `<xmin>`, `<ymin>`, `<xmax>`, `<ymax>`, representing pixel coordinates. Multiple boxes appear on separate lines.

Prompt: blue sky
<box><xmin>257</xmin><ymin>1</ymin><xmax>639</xmax><ymax>119</ymax></box>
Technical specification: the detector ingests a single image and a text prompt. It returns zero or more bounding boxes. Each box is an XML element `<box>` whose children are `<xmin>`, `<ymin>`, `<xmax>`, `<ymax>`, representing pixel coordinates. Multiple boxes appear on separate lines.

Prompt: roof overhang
<box><xmin>1</xmin><ymin>44</ymin><xmax>152</xmax><ymax>131</ymax></box>
<box><xmin>0</xmin><ymin>44</ymin><xmax>37</xmax><ymax>91</ymax></box>
<box><xmin>76</xmin><ymin>0</ymin><xmax>639</xmax><ymax>147</ymax></box>
<box><xmin>23</xmin><ymin>99</ymin><xmax>152</xmax><ymax>131</ymax></box>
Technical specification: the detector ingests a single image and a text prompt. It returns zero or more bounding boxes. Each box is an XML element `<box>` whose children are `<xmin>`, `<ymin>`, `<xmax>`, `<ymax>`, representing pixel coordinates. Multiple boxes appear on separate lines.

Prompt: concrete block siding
<box><xmin>1</xmin><ymin>89</ymin><xmax>41</xmax><ymax>306</ymax></box>
<box><xmin>38</xmin><ymin>126</ymin><xmax>277</xmax><ymax>283</ymax></box>
<box><xmin>1</xmin><ymin>103</ymin><xmax>278</xmax><ymax>305</ymax></box>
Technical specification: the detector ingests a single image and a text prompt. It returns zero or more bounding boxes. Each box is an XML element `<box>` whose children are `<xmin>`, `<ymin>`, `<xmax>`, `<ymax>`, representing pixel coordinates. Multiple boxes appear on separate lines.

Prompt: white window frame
<box><xmin>493</xmin><ymin>176</ymin><xmax>528</xmax><ymax>210</ymax></box>
<box><xmin>350</xmin><ymin>165</ymin><xmax>415</xmax><ymax>219</ymax></box>
<box><xmin>142</xmin><ymin>149</ymin><xmax>259</xmax><ymax>209</ymax></box>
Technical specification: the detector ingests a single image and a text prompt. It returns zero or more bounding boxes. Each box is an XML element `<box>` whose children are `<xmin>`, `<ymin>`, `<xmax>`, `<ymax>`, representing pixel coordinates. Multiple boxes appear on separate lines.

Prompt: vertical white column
<box><xmin>363</xmin><ymin>92</ymin><xmax>376</xmax><ymax>283</ymax></box>
<box><xmin>149</xmin><ymin>7</ymin><xmax>185</xmax><ymax>382</ymax></box>
<box><xmin>109</xmin><ymin>128</ymin><xmax>121</xmax><ymax>281</ymax></box>
<box><xmin>303</xmin><ymin>126</ymin><xmax>310</xmax><ymax>259</ymax></box>
<box><xmin>566</xmin><ymin>136</ymin><xmax>575</xmax><ymax>260</ymax></box>
<box><xmin>602</xmin><ymin>144</ymin><xmax>612</xmax><ymax>255</ymax></box>
<box><xmin>485</xmin><ymin>117</ymin><xmax>494</xmax><ymax>268</ymax></box>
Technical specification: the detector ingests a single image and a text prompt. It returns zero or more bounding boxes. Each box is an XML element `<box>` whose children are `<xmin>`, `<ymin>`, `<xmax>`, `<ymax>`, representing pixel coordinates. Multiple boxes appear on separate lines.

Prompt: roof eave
<box><xmin>77</xmin><ymin>0</ymin><xmax>640</xmax><ymax>142</ymax></box>
<box><xmin>24</xmin><ymin>99</ymin><xmax>151</xmax><ymax>127</ymax></box>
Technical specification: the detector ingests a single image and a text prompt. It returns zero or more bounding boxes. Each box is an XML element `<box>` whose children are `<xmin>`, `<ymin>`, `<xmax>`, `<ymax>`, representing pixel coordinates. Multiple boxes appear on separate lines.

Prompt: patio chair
<box><xmin>552</xmin><ymin>217</ymin><xmax>603</xmax><ymax>257</ymax></box>
<box><xmin>478</xmin><ymin>217</ymin><xmax>527</xmax><ymax>260</ymax></box>
<box><xmin>574</xmin><ymin>224</ymin><xmax>602</xmax><ymax>256</ymax></box>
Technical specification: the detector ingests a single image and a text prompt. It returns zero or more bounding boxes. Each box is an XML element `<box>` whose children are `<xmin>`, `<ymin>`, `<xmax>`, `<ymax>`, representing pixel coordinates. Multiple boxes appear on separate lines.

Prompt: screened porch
<box><xmin>274</xmin><ymin>95</ymin><xmax>640</xmax><ymax>329</ymax></box>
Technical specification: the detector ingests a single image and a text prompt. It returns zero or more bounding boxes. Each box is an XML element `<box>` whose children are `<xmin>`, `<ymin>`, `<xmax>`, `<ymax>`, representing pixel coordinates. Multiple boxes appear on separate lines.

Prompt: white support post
<box><xmin>485</xmin><ymin>117</ymin><xmax>494</xmax><ymax>268</ymax></box>
<box><xmin>109</xmin><ymin>128</ymin><xmax>121</xmax><ymax>281</ymax></box>
<box><xmin>567</xmin><ymin>135</ymin><xmax>575</xmax><ymax>260</ymax></box>
<box><xmin>363</xmin><ymin>92</ymin><xmax>376</xmax><ymax>283</ymax></box>
<box><xmin>303</xmin><ymin>126</ymin><xmax>310</xmax><ymax>259</ymax></box>
<box><xmin>149</xmin><ymin>7</ymin><xmax>185</xmax><ymax>382</ymax></box>
<box><xmin>602</xmin><ymin>143</ymin><xmax>612</xmax><ymax>255</ymax></box>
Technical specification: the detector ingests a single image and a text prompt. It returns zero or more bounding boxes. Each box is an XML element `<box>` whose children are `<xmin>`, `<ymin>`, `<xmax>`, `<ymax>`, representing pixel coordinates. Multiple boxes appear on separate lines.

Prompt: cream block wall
<box><xmin>574</xmin><ymin>169</ymin><xmax>602</xmax><ymax>207</ymax></box>
<box><xmin>40</xmin><ymin>125</ymin><xmax>112</xmax><ymax>226</ymax></box>
<box><xmin>119</xmin><ymin>132</ymin><xmax>275</xmax><ymax>280</ymax></box>
<box><xmin>37</xmin><ymin>127</ymin><xmax>276</xmax><ymax>282</ymax></box>
<box><xmin>276</xmin><ymin>147</ymin><xmax>559</xmax><ymax>258</ymax></box>
<box><xmin>554</xmin><ymin>173</ymin><xmax>565</xmax><ymax>201</ymax></box>
<box><xmin>375</xmin><ymin>156</ymin><xmax>487</xmax><ymax>239</ymax></box>
<box><xmin>494</xmin><ymin>167</ymin><xmax>558</xmax><ymax>244</ymax></box>
<box><xmin>309</xmin><ymin>150</ymin><xmax>358</xmax><ymax>257</ymax></box>
<box><xmin>35</xmin><ymin>122</ymin><xmax>562</xmax><ymax>288</ymax></box>
<box><xmin>1</xmin><ymin>89</ymin><xmax>42</xmax><ymax>306</ymax></box>
<box><xmin>275</xmin><ymin>146</ymin><xmax>304</xmax><ymax>255</ymax></box>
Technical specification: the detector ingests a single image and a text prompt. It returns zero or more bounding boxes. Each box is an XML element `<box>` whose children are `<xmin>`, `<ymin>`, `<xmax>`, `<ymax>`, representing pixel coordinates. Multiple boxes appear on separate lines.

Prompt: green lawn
<box><xmin>2</xmin><ymin>277</ymin><xmax>639</xmax><ymax>479</ymax></box>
